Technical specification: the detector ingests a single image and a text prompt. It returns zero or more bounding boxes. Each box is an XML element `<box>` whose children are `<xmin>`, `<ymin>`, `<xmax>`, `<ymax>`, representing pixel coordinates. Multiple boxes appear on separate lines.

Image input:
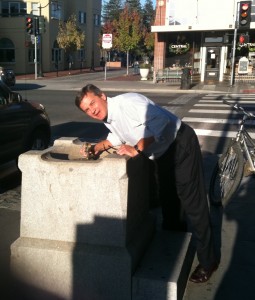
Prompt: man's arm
<box><xmin>117</xmin><ymin>136</ymin><xmax>155</xmax><ymax>157</ymax></box>
<box><xmin>93</xmin><ymin>140</ymin><xmax>113</xmax><ymax>154</ymax></box>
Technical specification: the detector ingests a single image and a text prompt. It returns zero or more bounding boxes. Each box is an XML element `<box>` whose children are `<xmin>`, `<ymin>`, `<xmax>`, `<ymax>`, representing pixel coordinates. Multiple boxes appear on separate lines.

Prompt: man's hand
<box><xmin>117</xmin><ymin>145</ymin><xmax>138</xmax><ymax>157</ymax></box>
<box><xmin>80</xmin><ymin>143</ymin><xmax>99</xmax><ymax>160</ymax></box>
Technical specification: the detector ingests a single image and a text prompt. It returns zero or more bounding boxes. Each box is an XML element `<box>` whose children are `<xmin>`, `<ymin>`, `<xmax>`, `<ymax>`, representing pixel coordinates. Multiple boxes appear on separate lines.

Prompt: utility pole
<box><xmin>230</xmin><ymin>28</ymin><xmax>237</xmax><ymax>87</ymax></box>
<box><xmin>38</xmin><ymin>4</ymin><xmax>43</xmax><ymax>77</ymax></box>
<box><xmin>34</xmin><ymin>35</ymin><xmax>38</xmax><ymax>79</ymax></box>
<box><xmin>37</xmin><ymin>2</ymin><xmax>50</xmax><ymax>77</ymax></box>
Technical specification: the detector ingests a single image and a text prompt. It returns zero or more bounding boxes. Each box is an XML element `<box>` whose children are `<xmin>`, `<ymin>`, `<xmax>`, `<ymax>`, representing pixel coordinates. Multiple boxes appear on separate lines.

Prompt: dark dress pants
<box><xmin>156</xmin><ymin>122</ymin><xmax>217</xmax><ymax>269</ymax></box>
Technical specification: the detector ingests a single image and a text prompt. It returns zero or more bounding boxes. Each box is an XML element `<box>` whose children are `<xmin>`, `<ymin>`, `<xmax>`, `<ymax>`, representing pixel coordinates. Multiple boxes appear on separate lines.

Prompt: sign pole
<box><xmin>230</xmin><ymin>28</ymin><xmax>237</xmax><ymax>86</ymax></box>
<box><xmin>231</xmin><ymin>2</ymin><xmax>239</xmax><ymax>87</ymax></box>
<box><xmin>104</xmin><ymin>53</ymin><xmax>107</xmax><ymax>80</ymax></box>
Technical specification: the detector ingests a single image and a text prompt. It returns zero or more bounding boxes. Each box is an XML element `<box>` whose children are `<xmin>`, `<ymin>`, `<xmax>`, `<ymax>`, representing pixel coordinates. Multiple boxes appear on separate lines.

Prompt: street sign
<box><xmin>102</xmin><ymin>34</ymin><xmax>112</xmax><ymax>49</ymax></box>
<box><xmin>31</xmin><ymin>34</ymin><xmax>35</xmax><ymax>44</ymax></box>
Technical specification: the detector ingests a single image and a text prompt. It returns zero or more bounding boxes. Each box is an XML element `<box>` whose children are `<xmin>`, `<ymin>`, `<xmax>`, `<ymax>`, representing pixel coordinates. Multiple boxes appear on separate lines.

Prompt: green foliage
<box><xmin>113</xmin><ymin>6</ymin><xmax>142</xmax><ymax>52</ymax></box>
<box><xmin>102</xmin><ymin>0</ymin><xmax>123</xmax><ymax>22</ymax></box>
<box><xmin>139</xmin><ymin>62</ymin><xmax>151</xmax><ymax>68</ymax></box>
<box><xmin>142</xmin><ymin>0</ymin><xmax>155</xmax><ymax>30</ymax></box>
<box><xmin>101</xmin><ymin>0</ymin><xmax>155</xmax><ymax>57</ymax></box>
<box><xmin>124</xmin><ymin>0</ymin><xmax>142</xmax><ymax>14</ymax></box>
<box><xmin>57</xmin><ymin>14</ymin><xmax>85</xmax><ymax>53</ymax></box>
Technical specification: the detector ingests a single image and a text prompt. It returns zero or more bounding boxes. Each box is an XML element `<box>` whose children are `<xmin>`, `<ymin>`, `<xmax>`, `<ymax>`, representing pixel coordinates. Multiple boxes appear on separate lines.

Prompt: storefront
<box><xmin>152</xmin><ymin>0</ymin><xmax>255</xmax><ymax>84</ymax></box>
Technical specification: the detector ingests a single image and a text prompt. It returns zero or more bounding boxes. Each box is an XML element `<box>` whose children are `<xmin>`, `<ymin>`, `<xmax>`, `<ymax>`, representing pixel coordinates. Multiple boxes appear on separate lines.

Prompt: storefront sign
<box><xmin>169</xmin><ymin>43</ymin><xmax>190</xmax><ymax>55</ymax></box>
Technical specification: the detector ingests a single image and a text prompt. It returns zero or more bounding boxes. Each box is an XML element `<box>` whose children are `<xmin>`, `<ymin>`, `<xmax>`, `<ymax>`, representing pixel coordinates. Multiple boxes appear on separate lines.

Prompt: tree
<box><xmin>124</xmin><ymin>0</ymin><xmax>142</xmax><ymax>14</ymax></box>
<box><xmin>100</xmin><ymin>0</ymin><xmax>155</xmax><ymax>67</ymax></box>
<box><xmin>57</xmin><ymin>14</ymin><xmax>85</xmax><ymax>56</ymax></box>
<box><xmin>102</xmin><ymin>0</ymin><xmax>123</xmax><ymax>22</ymax></box>
<box><xmin>143</xmin><ymin>29</ymin><xmax>154</xmax><ymax>53</ymax></box>
<box><xmin>142</xmin><ymin>0</ymin><xmax>155</xmax><ymax>30</ymax></box>
<box><xmin>113</xmin><ymin>6</ymin><xmax>143</xmax><ymax>74</ymax></box>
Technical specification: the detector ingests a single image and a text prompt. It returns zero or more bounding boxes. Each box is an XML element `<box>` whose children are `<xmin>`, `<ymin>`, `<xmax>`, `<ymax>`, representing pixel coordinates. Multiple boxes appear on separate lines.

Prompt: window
<box><xmin>52</xmin><ymin>41</ymin><xmax>62</xmax><ymax>68</ymax></box>
<box><xmin>0</xmin><ymin>38</ymin><xmax>15</xmax><ymax>63</ymax></box>
<box><xmin>78</xmin><ymin>49</ymin><xmax>85</xmax><ymax>61</ymax></box>
<box><xmin>94</xmin><ymin>14</ymin><xmax>101</xmax><ymax>26</ymax></box>
<box><xmin>1</xmin><ymin>1</ymin><xmax>27</xmax><ymax>17</ymax></box>
<box><xmin>79</xmin><ymin>11</ymin><xmax>86</xmax><ymax>24</ymax></box>
<box><xmin>51</xmin><ymin>2</ymin><xmax>61</xmax><ymax>19</ymax></box>
<box><xmin>168</xmin><ymin>0</ymin><xmax>234</xmax><ymax>28</ymax></box>
<box><xmin>31</xmin><ymin>2</ymin><xmax>40</xmax><ymax>16</ymax></box>
<box><xmin>251</xmin><ymin>1</ymin><xmax>255</xmax><ymax>22</ymax></box>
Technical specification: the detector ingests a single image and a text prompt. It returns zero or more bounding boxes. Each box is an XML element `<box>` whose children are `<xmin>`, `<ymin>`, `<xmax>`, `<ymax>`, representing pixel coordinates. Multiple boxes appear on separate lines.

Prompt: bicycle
<box><xmin>209</xmin><ymin>97</ymin><xmax>255</xmax><ymax>207</ymax></box>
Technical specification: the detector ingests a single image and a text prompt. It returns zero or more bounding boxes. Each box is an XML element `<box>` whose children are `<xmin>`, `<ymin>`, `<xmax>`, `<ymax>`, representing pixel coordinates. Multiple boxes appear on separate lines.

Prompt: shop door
<box><xmin>205</xmin><ymin>47</ymin><xmax>220</xmax><ymax>81</ymax></box>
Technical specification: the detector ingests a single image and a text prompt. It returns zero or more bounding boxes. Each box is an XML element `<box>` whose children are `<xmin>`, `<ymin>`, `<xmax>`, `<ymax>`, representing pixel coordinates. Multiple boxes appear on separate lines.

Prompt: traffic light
<box><xmin>38</xmin><ymin>16</ymin><xmax>46</xmax><ymax>34</ymax></box>
<box><xmin>239</xmin><ymin>1</ymin><xmax>252</xmax><ymax>29</ymax></box>
<box><xmin>26</xmin><ymin>17</ymin><xmax>34</xmax><ymax>35</ymax></box>
<box><xmin>239</xmin><ymin>34</ymin><xmax>249</xmax><ymax>43</ymax></box>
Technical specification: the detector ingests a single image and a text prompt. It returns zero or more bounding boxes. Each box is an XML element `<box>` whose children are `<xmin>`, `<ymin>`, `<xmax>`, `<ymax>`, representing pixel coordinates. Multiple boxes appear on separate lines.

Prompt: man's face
<box><xmin>80</xmin><ymin>92</ymin><xmax>108</xmax><ymax>121</ymax></box>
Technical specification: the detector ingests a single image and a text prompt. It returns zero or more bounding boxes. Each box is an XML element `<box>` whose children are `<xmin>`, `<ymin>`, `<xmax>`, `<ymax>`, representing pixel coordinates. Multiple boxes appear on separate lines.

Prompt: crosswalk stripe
<box><xmin>195</xmin><ymin>103</ymin><xmax>255</xmax><ymax>107</ymax></box>
<box><xmin>181</xmin><ymin>94</ymin><xmax>255</xmax><ymax>139</ymax></box>
<box><xmin>182</xmin><ymin>117</ymin><xmax>255</xmax><ymax>125</ymax></box>
<box><xmin>189</xmin><ymin>109</ymin><xmax>255</xmax><ymax>114</ymax></box>
<box><xmin>193</xmin><ymin>129</ymin><xmax>255</xmax><ymax>139</ymax></box>
<box><xmin>199</xmin><ymin>100</ymin><xmax>255</xmax><ymax>104</ymax></box>
<box><xmin>200</xmin><ymin>94</ymin><xmax>255</xmax><ymax>99</ymax></box>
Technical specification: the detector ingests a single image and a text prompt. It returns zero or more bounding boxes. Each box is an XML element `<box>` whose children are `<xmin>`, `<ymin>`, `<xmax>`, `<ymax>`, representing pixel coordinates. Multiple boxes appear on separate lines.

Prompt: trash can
<box><xmin>180</xmin><ymin>68</ymin><xmax>191</xmax><ymax>89</ymax></box>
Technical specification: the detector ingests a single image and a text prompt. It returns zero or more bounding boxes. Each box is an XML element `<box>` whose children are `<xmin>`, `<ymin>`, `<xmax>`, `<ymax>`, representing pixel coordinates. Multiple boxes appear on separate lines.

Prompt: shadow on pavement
<box><xmin>213</xmin><ymin>176</ymin><xmax>255</xmax><ymax>299</ymax></box>
<box><xmin>12</xmin><ymin>83</ymin><xmax>46</xmax><ymax>91</ymax></box>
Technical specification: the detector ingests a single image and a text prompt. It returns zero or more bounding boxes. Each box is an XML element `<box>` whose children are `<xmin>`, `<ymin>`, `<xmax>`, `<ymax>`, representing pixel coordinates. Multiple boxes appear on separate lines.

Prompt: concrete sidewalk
<box><xmin>15</xmin><ymin>67</ymin><xmax>255</xmax><ymax>94</ymax></box>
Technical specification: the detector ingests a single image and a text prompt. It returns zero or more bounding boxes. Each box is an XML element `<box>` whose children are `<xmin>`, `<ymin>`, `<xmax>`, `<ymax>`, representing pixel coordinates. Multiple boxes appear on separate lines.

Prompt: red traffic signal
<box><xmin>239</xmin><ymin>34</ymin><xmax>249</xmax><ymax>44</ymax></box>
<box><xmin>26</xmin><ymin>17</ymin><xmax>34</xmax><ymax>35</ymax></box>
<box><xmin>239</xmin><ymin>1</ymin><xmax>251</xmax><ymax>29</ymax></box>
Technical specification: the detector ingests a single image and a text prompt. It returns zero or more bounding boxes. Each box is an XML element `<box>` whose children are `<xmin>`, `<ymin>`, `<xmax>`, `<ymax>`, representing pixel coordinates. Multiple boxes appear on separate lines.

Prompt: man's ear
<box><xmin>101</xmin><ymin>93</ymin><xmax>107</xmax><ymax>101</ymax></box>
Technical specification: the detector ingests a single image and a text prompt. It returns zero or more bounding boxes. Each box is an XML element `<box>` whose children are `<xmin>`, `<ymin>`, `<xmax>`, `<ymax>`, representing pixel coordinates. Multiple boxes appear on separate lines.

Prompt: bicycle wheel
<box><xmin>209</xmin><ymin>142</ymin><xmax>244</xmax><ymax>207</ymax></box>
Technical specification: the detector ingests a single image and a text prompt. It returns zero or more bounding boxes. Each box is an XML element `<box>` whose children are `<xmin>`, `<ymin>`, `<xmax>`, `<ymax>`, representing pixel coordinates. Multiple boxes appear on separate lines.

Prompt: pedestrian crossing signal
<box><xmin>239</xmin><ymin>34</ymin><xmax>249</xmax><ymax>44</ymax></box>
<box><xmin>239</xmin><ymin>1</ymin><xmax>251</xmax><ymax>29</ymax></box>
<box><xmin>26</xmin><ymin>17</ymin><xmax>34</xmax><ymax>35</ymax></box>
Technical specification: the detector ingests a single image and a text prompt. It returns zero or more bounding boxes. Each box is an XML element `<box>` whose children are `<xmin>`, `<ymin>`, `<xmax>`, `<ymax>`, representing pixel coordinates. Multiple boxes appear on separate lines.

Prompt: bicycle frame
<box><xmin>233</xmin><ymin>109</ymin><xmax>255</xmax><ymax>174</ymax></box>
<box><xmin>209</xmin><ymin>97</ymin><xmax>255</xmax><ymax>206</ymax></box>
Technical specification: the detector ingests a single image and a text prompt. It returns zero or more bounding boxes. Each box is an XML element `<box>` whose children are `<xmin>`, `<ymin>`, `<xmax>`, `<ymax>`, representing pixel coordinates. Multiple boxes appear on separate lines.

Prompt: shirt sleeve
<box><xmin>106</xmin><ymin>132</ymin><xmax>123</xmax><ymax>146</ymax></box>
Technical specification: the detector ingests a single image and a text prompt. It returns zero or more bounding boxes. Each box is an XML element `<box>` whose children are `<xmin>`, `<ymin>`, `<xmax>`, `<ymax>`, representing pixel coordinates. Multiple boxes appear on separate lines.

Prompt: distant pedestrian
<box><xmin>100</xmin><ymin>57</ymin><xmax>106</xmax><ymax>70</ymax></box>
<box><xmin>134</xmin><ymin>60</ymin><xmax>139</xmax><ymax>74</ymax></box>
<box><xmin>67</xmin><ymin>54</ymin><xmax>73</xmax><ymax>74</ymax></box>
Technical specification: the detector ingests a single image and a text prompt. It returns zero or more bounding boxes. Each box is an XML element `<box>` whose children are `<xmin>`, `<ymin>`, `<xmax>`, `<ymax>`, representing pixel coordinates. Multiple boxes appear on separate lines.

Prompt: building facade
<box><xmin>152</xmin><ymin>0</ymin><xmax>255</xmax><ymax>84</ymax></box>
<box><xmin>0</xmin><ymin>0</ymin><xmax>101</xmax><ymax>75</ymax></box>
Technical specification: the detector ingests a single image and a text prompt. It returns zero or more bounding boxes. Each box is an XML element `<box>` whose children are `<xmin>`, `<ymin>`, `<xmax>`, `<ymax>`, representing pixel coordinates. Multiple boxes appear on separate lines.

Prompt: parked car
<box><xmin>0</xmin><ymin>66</ymin><xmax>16</xmax><ymax>86</ymax></box>
<box><xmin>0</xmin><ymin>81</ymin><xmax>51</xmax><ymax>165</ymax></box>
